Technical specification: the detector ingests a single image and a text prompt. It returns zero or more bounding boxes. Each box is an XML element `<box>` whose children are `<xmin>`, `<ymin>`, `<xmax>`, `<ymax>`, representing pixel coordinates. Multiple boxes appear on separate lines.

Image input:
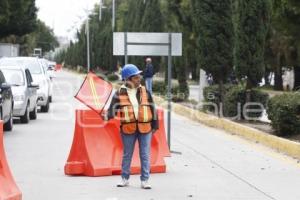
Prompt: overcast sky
<box><xmin>36</xmin><ymin>0</ymin><xmax>100</xmax><ymax>39</ymax></box>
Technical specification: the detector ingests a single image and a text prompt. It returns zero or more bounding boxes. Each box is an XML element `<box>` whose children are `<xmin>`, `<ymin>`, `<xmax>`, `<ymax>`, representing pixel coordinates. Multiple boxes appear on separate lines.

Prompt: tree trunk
<box><xmin>177</xmin><ymin>64</ymin><xmax>189</xmax><ymax>100</ymax></box>
<box><xmin>274</xmin><ymin>68</ymin><xmax>283</xmax><ymax>91</ymax></box>
<box><xmin>294</xmin><ymin>66</ymin><xmax>300</xmax><ymax>91</ymax></box>
<box><xmin>218</xmin><ymin>80</ymin><xmax>225</xmax><ymax>117</ymax></box>
<box><xmin>274</xmin><ymin>54</ymin><xmax>283</xmax><ymax>91</ymax></box>
<box><xmin>245</xmin><ymin>78</ymin><xmax>252</xmax><ymax>104</ymax></box>
<box><xmin>264</xmin><ymin>70</ymin><xmax>271</xmax><ymax>86</ymax></box>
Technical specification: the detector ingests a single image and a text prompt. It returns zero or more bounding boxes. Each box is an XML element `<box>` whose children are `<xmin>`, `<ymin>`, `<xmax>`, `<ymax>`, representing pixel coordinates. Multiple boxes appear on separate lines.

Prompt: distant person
<box><xmin>229</xmin><ymin>72</ymin><xmax>238</xmax><ymax>85</ymax></box>
<box><xmin>207</xmin><ymin>73</ymin><xmax>213</xmax><ymax>85</ymax></box>
<box><xmin>143</xmin><ymin>58</ymin><xmax>154</xmax><ymax>94</ymax></box>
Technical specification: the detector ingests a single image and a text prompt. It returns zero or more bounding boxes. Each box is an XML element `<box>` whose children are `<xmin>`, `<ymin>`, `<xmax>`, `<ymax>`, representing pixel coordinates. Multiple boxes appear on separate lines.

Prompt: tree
<box><xmin>234</xmin><ymin>0</ymin><xmax>272</xmax><ymax>98</ymax></box>
<box><xmin>56</xmin><ymin>3</ymin><xmax>114</xmax><ymax>72</ymax></box>
<box><xmin>0</xmin><ymin>0</ymin><xmax>10</xmax><ymax>33</ymax></box>
<box><xmin>269</xmin><ymin>0</ymin><xmax>300</xmax><ymax>90</ymax></box>
<box><xmin>35</xmin><ymin>20</ymin><xmax>59</xmax><ymax>53</ymax></box>
<box><xmin>0</xmin><ymin>0</ymin><xmax>37</xmax><ymax>38</ymax></box>
<box><xmin>141</xmin><ymin>0</ymin><xmax>163</xmax><ymax>32</ymax></box>
<box><xmin>162</xmin><ymin>0</ymin><xmax>194</xmax><ymax>100</ymax></box>
<box><xmin>191</xmin><ymin>0</ymin><xmax>234</xmax><ymax>111</ymax></box>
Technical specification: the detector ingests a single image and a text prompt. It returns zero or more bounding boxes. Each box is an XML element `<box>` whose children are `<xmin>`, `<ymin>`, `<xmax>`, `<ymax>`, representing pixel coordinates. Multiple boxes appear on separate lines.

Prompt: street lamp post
<box><xmin>99</xmin><ymin>0</ymin><xmax>103</xmax><ymax>21</ymax></box>
<box><xmin>99</xmin><ymin>0</ymin><xmax>115</xmax><ymax>31</ymax></box>
<box><xmin>112</xmin><ymin>0</ymin><xmax>115</xmax><ymax>31</ymax></box>
<box><xmin>86</xmin><ymin>19</ymin><xmax>90</xmax><ymax>72</ymax></box>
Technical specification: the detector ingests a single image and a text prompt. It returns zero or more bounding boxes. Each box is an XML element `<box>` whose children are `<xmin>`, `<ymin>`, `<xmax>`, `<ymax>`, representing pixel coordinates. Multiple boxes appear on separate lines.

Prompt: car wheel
<box><xmin>41</xmin><ymin>98</ymin><xmax>50</xmax><ymax>113</ymax></box>
<box><xmin>49</xmin><ymin>96</ymin><xmax>52</xmax><ymax>103</ymax></box>
<box><xmin>4</xmin><ymin>110</ymin><xmax>13</xmax><ymax>131</ymax></box>
<box><xmin>29</xmin><ymin>104</ymin><xmax>37</xmax><ymax>120</ymax></box>
<box><xmin>20</xmin><ymin>103</ymin><xmax>30</xmax><ymax>123</ymax></box>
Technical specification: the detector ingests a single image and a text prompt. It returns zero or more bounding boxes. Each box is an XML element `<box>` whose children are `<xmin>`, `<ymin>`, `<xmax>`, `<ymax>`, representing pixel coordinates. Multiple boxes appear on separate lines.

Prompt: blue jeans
<box><xmin>145</xmin><ymin>78</ymin><xmax>153</xmax><ymax>94</ymax></box>
<box><xmin>121</xmin><ymin>132</ymin><xmax>152</xmax><ymax>181</ymax></box>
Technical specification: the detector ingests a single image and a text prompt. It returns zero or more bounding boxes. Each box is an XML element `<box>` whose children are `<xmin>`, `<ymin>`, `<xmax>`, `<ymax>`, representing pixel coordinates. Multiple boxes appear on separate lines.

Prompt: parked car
<box><xmin>0</xmin><ymin>66</ymin><xmax>38</xmax><ymax>123</ymax></box>
<box><xmin>0</xmin><ymin>57</ymin><xmax>51</xmax><ymax>112</ymax></box>
<box><xmin>0</xmin><ymin>70</ymin><xmax>13</xmax><ymax>131</ymax></box>
<box><xmin>38</xmin><ymin>58</ymin><xmax>54</xmax><ymax>102</ymax></box>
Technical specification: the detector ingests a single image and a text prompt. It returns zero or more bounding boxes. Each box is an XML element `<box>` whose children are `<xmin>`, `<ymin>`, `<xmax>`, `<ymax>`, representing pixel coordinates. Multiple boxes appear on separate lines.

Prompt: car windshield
<box><xmin>1</xmin><ymin>69</ymin><xmax>25</xmax><ymax>86</ymax></box>
<box><xmin>0</xmin><ymin>59</ymin><xmax>42</xmax><ymax>74</ymax></box>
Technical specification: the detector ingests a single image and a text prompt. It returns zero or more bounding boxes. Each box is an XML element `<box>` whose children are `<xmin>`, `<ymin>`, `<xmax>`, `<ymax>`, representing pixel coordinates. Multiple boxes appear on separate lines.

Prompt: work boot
<box><xmin>116</xmin><ymin>178</ymin><xmax>129</xmax><ymax>187</ymax></box>
<box><xmin>141</xmin><ymin>180</ymin><xmax>152</xmax><ymax>189</ymax></box>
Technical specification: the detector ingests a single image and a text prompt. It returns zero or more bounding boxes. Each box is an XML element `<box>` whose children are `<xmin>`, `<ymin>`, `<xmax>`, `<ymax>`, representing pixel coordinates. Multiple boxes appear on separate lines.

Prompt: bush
<box><xmin>203</xmin><ymin>84</ymin><xmax>269</xmax><ymax>120</ymax></box>
<box><xmin>203</xmin><ymin>84</ymin><xmax>234</xmax><ymax>113</ymax></box>
<box><xmin>224</xmin><ymin>85</ymin><xmax>269</xmax><ymax>120</ymax></box>
<box><xmin>76</xmin><ymin>65</ymin><xmax>85</xmax><ymax>73</ymax></box>
<box><xmin>153</xmin><ymin>81</ymin><xmax>167</xmax><ymax>94</ymax></box>
<box><xmin>152</xmin><ymin>80</ymin><xmax>186</xmax><ymax>102</ymax></box>
<box><xmin>267</xmin><ymin>93</ymin><xmax>300</xmax><ymax>136</ymax></box>
<box><xmin>107</xmin><ymin>73</ymin><xmax>120</xmax><ymax>82</ymax></box>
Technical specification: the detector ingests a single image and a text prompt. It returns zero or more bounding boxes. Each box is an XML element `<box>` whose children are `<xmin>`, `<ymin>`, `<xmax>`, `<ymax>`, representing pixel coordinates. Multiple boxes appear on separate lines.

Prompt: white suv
<box><xmin>0</xmin><ymin>57</ymin><xmax>51</xmax><ymax>112</ymax></box>
<box><xmin>38</xmin><ymin>58</ymin><xmax>54</xmax><ymax>102</ymax></box>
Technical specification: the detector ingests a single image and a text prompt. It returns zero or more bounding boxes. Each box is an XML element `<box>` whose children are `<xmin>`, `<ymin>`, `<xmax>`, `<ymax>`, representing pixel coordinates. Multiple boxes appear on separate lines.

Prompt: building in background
<box><xmin>0</xmin><ymin>43</ymin><xmax>19</xmax><ymax>58</ymax></box>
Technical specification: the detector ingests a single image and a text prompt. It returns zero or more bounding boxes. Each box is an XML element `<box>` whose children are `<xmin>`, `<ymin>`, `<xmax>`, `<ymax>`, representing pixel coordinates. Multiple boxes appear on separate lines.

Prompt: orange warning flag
<box><xmin>75</xmin><ymin>72</ymin><xmax>113</xmax><ymax>114</ymax></box>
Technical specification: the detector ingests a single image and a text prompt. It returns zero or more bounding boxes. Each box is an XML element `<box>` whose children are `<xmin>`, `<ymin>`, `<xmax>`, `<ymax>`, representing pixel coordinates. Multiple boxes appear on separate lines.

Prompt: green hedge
<box><xmin>224</xmin><ymin>85</ymin><xmax>269</xmax><ymax>120</ymax></box>
<box><xmin>152</xmin><ymin>81</ymin><xmax>185</xmax><ymax>102</ymax></box>
<box><xmin>267</xmin><ymin>93</ymin><xmax>300</xmax><ymax>136</ymax></box>
<box><xmin>203</xmin><ymin>84</ymin><xmax>234</xmax><ymax>113</ymax></box>
<box><xmin>107</xmin><ymin>73</ymin><xmax>120</xmax><ymax>82</ymax></box>
<box><xmin>203</xmin><ymin>85</ymin><xmax>269</xmax><ymax>120</ymax></box>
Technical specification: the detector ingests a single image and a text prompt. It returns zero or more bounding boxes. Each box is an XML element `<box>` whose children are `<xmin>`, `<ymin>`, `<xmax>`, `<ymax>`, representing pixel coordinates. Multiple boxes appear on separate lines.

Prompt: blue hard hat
<box><xmin>121</xmin><ymin>64</ymin><xmax>142</xmax><ymax>80</ymax></box>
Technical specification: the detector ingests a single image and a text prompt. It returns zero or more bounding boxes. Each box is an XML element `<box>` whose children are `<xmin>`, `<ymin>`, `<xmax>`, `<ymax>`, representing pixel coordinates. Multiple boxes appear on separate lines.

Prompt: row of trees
<box><xmin>0</xmin><ymin>0</ymin><xmax>58</xmax><ymax>56</ymax></box>
<box><xmin>267</xmin><ymin>0</ymin><xmax>300</xmax><ymax>90</ymax></box>
<box><xmin>55</xmin><ymin>0</ymin><xmax>164</xmax><ymax>71</ymax></box>
<box><xmin>55</xmin><ymin>0</ymin><xmax>300</xmax><ymax>98</ymax></box>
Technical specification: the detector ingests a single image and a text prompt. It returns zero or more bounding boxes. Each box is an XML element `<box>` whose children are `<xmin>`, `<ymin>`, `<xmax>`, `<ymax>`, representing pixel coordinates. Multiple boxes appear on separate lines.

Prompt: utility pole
<box><xmin>99</xmin><ymin>0</ymin><xmax>103</xmax><ymax>21</ymax></box>
<box><xmin>112</xmin><ymin>0</ymin><xmax>116</xmax><ymax>31</ymax></box>
<box><xmin>86</xmin><ymin>19</ymin><xmax>90</xmax><ymax>72</ymax></box>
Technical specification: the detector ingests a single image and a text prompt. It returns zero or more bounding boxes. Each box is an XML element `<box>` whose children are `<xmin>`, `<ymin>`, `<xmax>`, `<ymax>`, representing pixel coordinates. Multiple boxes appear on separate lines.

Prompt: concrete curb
<box><xmin>154</xmin><ymin>96</ymin><xmax>300</xmax><ymax>160</ymax></box>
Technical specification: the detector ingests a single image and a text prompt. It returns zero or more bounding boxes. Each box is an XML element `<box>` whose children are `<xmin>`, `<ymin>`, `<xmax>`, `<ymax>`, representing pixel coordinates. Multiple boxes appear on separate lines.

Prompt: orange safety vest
<box><xmin>119</xmin><ymin>86</ymin><xmax>153</xmax><ymax>134</ymax></box>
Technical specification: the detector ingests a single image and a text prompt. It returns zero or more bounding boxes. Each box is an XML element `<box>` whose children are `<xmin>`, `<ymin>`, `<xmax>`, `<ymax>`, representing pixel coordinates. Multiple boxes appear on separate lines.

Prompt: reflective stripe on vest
<box><xmin>123</xmin><ymin>106</ymin><xmax>131</xmax><ymax>123</ymax></box>
<box><xmin>119</xmin><ymin>86</ymin><xmax>153</xmax><ymax>134</ymax></box>
<box><xmin>143</xmin><ymin>106</ymin><xmax>148</xmax><ymax>122</ymax></box>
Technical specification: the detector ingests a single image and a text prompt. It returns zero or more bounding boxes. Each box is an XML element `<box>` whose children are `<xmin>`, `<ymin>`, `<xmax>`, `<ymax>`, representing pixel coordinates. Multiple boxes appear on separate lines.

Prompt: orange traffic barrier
<box><xmin>55</xmin><ymin>64</ymin><xmax>62</xmax><ymax>71</ymax></box>
<box><xmin>0</xmin><ymin>121</ymin><xmax>22</xmax><ymax>200</ymax></box>
<box><xmin>156</xmin><ymin>109</ymin><xmax>171</xmax><ymax>157</ymax></box>
<box><xmin>64</xmin><ymin>108</ymin><xmax>170</xmax><ymax>176</ymax></box>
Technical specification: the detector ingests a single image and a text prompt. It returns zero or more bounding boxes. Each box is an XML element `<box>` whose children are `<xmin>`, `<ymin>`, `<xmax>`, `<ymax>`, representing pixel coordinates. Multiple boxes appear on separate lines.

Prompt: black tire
<box><xmin>4</xmin><ymin>111</ymin><xmax>13</xmax><ymax>131</ymax></box>
<box><xmin>41</xmin><ymin>98</ymin><xmax>50</xmax><ymax>113</ymax></box>
<box><xmin>20</xmin><ymin>103</ymin><xmax>30</xmax><ymax>124</ymax></box>
<box><xmin>29</xmin><ymin>105</ymin><xmax>37</xmax><ymax>120</ymax></box>
<box><xmin>49</xmin><ymin>96</ymin><xmax>52</xmax><ymax>103</ymax></box>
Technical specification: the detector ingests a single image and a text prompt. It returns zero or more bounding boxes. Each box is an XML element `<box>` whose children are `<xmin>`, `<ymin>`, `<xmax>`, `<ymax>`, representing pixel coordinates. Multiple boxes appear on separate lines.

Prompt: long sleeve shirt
<box><xmin>144</xmin><ymin>64</ymin><xmax>154</xmax><ymax>78</ymax></box>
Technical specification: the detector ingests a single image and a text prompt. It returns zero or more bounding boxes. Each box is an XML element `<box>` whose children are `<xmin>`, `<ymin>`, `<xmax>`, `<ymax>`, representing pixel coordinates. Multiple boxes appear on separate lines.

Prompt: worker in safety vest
<box><xmin>103</xmin><ymin>64</ymin><xmax>158</xmax><ymax>189</ymax></box>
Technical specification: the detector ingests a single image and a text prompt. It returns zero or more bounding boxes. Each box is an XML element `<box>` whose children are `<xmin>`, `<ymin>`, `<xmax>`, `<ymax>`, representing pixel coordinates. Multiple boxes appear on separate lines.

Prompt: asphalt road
<box><xmin>3</xmin><ymin>70</ymin><xmax>300</xmax><ymax>200</ymax></box>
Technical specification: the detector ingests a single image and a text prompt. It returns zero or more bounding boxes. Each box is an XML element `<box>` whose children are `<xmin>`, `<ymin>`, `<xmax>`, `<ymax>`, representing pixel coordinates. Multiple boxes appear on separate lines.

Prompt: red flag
<box><xmin>75</xmin><ymin>72</ymin><xmax>113</xmax><ymax>114</ymax></box>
